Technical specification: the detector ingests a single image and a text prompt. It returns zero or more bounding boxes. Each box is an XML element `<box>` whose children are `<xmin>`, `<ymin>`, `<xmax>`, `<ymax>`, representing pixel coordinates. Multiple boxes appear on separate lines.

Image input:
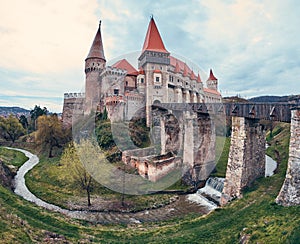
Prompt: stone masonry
<box><xmin>276</xmin><ymin>108</ymin><xmax>300</xmax><ymax>206</ymax></box>
<box><xmin>221</xmin><ymin>116</ymin><xmax>266</xmax><ymax>205</ymax></box>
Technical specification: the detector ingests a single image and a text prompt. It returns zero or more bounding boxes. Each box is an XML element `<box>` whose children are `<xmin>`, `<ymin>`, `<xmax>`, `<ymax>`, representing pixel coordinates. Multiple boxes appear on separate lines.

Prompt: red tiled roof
<box><xmin>197</xmin><ymin>73</ymin><xmax>202</xmax><ymax>83</ymax></box>
<box><xmin>207</xmin><ymin>69</ymin><xmax>218</xmax><ymax>80</ymax></box>
<box><xmin>112</xmin><ymin>59</ymin><xmax>138</xmax><ymax>75</ymax></box>
<box><xmin>170</xmin><ymin>56</ymin><xmax>192</xmax><ymax>74</ymax></box>
<box><xmin>142</xmin><ymin>17</ymin><xmax>168</xmax><ymax>53</ymax></box>
<box><xmin>174</xmin><ymin>61</ymin><xmax>180</xmax><ymax>73</ymax></box>
<box><xmin>204</xmin><ymin>88</ymin><xmax>221</xmax><ymax>96</ymax></box>
<box><xmin>86</xmin><ymin>21</ymin><xmax>106</xmax><ymax>61</ymax></box>
<box><xmin>139</xmin><ymin>68</ymin><xmax>145</xmax><ymax>75</ymax></box>
<box><xmin>183</xmin><ymin>64</ymin><xmax>189</xmax><ymax>77</ymax></box>
<box><xmin>153</xmin><ymin>69</ymin><xmax>162</xmax><ymax>73</ymax></box>
<box><xmin>190</xmin><ymin>70</ymin><xmax>196</xmax><ymax>80</ymax></box>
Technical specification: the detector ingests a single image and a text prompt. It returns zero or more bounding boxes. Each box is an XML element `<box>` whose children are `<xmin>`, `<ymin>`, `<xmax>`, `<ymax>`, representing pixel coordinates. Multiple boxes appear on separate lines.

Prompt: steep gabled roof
<box><xmin>142</xmin><ymin>17</ymin><xmax>168</xmax><ymax>53</ymax></box>
<box><xmin>190</xmin><ymin>70</ymin><xmax>196</xmax><ymax>80</ymax></box>
<box><xmin>197</xmin><ymin>73</ymin><xmax>202</xmax><ymax>83</ymax></box>
<box><xmin>86</xmin><ymin>21</ymin><xmax>106</xmax><ymax>61</ymax></box>
<box><xmin>207</xmin><ymin>69</ymin><xmax>218</xmax><ymax>81</ymax></box>
<box><xmin>112</xmin><ymin>59</ymin><xmax>138</xmax><ymax>75</ymax></box>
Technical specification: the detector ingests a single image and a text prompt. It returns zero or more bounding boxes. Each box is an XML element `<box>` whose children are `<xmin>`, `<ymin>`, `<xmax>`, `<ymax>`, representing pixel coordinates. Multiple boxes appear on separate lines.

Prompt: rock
<box><xmin>0</xmin><ymin>160</ymin><xmax>15</xmax><ymax>189</ymax></box>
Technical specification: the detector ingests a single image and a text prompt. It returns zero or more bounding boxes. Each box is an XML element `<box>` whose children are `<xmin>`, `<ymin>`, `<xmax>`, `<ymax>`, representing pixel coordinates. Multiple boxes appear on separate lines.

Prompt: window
<box><xmin>114</xmin><ymin>89</ymin><xmax>119</xmax><ymax>95</ymax></box>
<box><xmin>156</xmin><ymin>77</ymin><xmax>160</xmax><ymax>82</ymax></box>
<box><xmin>141</xmin><ymin>78</ymin><xmax>144</xmax><ymax>83</ymax></box>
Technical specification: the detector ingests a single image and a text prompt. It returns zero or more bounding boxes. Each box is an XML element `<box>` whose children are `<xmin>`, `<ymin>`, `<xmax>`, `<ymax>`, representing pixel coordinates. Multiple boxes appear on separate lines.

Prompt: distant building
<box><xmin>62</xmin><ymin>17</ymin><xmax>221</xmax><ymax>127</ymax></box>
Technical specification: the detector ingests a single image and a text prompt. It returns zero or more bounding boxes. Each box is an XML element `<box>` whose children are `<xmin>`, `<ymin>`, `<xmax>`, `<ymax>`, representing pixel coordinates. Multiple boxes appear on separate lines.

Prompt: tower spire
<box><xmin>86</xmin><ymin>21</ymin><xmax>106</xmax><ymax>61</ymax></box>
<box><xmin>197</xmin><ymin>73</ymin><xmax>202</xmax><ymax>83</ymax></box>
<box><xmin>207</xmin><ymin>69</ymin><xmax>217</xmax><ymax>81</ymax></box>
<box><xmin>142</xmin><ymin>17</ymin><xmax>168</xmax><ymax>53</ymax></box>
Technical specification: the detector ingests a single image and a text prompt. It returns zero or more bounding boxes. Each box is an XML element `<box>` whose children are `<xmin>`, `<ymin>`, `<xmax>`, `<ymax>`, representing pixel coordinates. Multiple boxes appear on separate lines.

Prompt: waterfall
<box><xmin>187</xmin><ymin>177</ymin><xmax>225</xmax><ymax>209</ymax></box>
<box><xmin>206</xmin><ymin>177</ymin><xmax>225</xmax><ymax>192</ymax></box>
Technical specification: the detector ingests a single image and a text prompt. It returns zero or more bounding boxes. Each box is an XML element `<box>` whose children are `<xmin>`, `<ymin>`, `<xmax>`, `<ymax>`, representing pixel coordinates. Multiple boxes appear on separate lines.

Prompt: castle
<box><xmin>62</xmin><ymin>17</ymin><xmax>222</xmax><ymax>127</ymax></box>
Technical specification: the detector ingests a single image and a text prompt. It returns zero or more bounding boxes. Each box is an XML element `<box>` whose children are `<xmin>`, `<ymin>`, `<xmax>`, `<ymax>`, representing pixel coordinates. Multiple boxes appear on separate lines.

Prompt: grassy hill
<box><xmin>0</xmin><ymin>122</ymin><xmax>299</xmax><ymax>243</ymax></box>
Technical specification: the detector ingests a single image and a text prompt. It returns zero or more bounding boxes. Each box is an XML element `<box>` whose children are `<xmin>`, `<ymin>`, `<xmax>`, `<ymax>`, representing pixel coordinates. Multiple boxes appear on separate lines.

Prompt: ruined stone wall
<box><xmin>125</xmin><ymin>94</ymin><xmax>145</xmax><ymax>121</ymax></box>
<box><xmin>276</xmin><ymin>109</ymin><xmax>300</xmax><ymax>206</ymax></box>
<box><xmin>182</xmin><ymin>111</ymin><xmax>215</xmax><ymax>186</ymax></box>
<box><xmin>221</xmin><ymin>117</ymin><xmax>265</xmax><ymax>205</ymax></box>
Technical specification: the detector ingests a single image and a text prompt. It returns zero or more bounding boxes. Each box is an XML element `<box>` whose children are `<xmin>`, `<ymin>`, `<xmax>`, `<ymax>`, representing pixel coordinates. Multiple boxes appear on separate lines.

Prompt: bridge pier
<box><xmin>276</xmin><ymin>108</ymin><xmax>300</xmax><ymax>206</ymax></box>
<box><xmin>221</xmin><ymin>116</ymin><xmax>265</xmax><ymax>205</ymax></box>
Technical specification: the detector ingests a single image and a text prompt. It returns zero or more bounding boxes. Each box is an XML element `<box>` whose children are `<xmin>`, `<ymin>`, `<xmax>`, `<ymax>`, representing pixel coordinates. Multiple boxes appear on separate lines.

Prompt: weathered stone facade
<box><xmin>221</xmin><ymin>117</ymin><xmax>266</xmax><ymax>205</ymax></box>
<box><xmin>122</xmin><ymin>105</ymin><xmax>216</xmax><ymax>185</ymax></box>
<box><xmin>62</xmin><ymin>18</ymin><xmax>222</xmax><ymax>128</ymax></box>
<box><xmin>62</xmin><ymin>17</ymin><xmax>223</xmax><ymax>187</ymax></box>
<box><xmin>62</xmin><ymin>93</ymin><xmax>84</xmax><ymax>128</ymax></box>
<box><xmin>276</xmin><ymin>108</ymin><xmax>300</xmax><ymax>206</ymax></box>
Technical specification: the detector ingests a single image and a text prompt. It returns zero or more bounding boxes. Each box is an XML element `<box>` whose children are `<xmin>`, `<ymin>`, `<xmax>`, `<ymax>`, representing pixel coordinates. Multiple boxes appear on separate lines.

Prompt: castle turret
<box><xmin>85</xmin><ymin>21</ymin><xmax>106</xmax><ymax>113</ymax></box>
<box><xmin>206</xmin><ymin>69</ymin><xmax>218</xmax><ymax>91</ymax></box>
<box><xmin>138</xmin><ymin>17</ymin><xmax>170</xmax><ymax>126</ymax></box>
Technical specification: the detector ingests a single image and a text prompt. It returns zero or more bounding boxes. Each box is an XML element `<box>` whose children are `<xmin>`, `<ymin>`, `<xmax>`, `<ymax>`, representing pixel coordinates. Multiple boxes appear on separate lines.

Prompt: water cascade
<box><xmin>187</xmin><ymin>177</ymin><xmax>224</xmax><ymax>210</ymax></box>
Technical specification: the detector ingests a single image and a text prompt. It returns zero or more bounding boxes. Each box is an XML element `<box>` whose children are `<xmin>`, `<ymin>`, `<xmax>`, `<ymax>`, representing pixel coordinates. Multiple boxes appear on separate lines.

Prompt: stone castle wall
<box><xmin>276</xmin><ymin>108</ymin><xmax>300</xmax><ymax>206</ymax></box>
<box><xmin>62</xmin><ymin>93</ymin><xmax>85</xmax><ymax>128</ymax></box>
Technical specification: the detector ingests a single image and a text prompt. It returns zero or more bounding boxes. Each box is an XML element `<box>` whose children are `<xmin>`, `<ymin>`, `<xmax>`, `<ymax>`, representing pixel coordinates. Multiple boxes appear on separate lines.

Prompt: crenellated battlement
<box><xmin>104</xmin><ymin>66</ymin><xmax>127</xmax><ymax>76</ymax></box>
<box><xmin>64</xmin><ymin>93</ymin><xmax>85</xmax><ymax>99</ymax></box>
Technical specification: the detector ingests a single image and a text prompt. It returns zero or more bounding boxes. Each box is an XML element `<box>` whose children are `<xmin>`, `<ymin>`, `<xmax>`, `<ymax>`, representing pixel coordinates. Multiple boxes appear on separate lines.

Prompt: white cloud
<box><xmin>0</xmin><ymin>0</ymin><xmax>299</xmax><ymax>113</ymax></box>
<box><xmin>0</xmin><ymin>0</ymin><xmax>99</xmax><ymax>74</ymax></box>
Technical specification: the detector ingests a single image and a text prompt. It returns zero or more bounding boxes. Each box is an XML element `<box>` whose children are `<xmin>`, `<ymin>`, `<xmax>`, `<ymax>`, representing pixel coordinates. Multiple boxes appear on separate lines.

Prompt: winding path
<box><xmin>10</xmin><ymin>148</ymin><xmax>210</xmax><ymax>224</ymax></box>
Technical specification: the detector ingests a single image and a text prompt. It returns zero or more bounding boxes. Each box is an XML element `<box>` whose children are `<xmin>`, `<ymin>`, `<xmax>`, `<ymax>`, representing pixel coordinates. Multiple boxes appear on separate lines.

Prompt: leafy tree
<box><xmin>30</xmin><ymin>105</ymin><xmax>48</xmax><ymax>130</ymax></box>
<box><xmin>60</xmin><ymin>142</ymin><xmax>93</xmax><ymax>206</ymax></box>
<box><xmin>0</xmin><ymin>114</ymin><xmax>25</xmax><ymax>144</ymax></box>
<box><xmin>19</xmin><ymin>115</ymin><xmax>29</xmax><ymax>132</ymax></box>
<box><xmin>35</xmin><ymin>114</ymin><xmax>65</xmax><ymax>157</ymax></box>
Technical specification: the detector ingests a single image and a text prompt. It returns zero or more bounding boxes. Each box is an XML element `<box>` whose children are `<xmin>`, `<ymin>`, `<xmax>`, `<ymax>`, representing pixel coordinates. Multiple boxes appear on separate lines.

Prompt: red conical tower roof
<box><xmin>207</xmin><ymin>69</ymin><xmax>218</xmax><ymax>80</ymax></box>
<box><xmin>174</xmin><ymin>61</ymin><xmax>180</xmax><ymax>73</ymax></box>
<box><xmin>197</xmin><ymin>73</ymin><xmax>202</xmax><ymax>83</ymax></box>
<box><xmin>142</xmin><ymin>17</ymin><xmax>168</xmax><ymax>53</ymax></box>
<box><xmin>86</xmin><ymin>21</ymin><xmax>106</xmax><ymax>61</ymax></box>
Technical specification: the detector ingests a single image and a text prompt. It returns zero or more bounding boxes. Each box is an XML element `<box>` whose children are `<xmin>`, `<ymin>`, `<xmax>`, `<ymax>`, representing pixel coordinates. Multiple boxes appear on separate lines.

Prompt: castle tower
<box><xmin>206</xmin><ymin>69</ymin><xmax>218</xmax><ymax>91</ymax></box>
<box><xmin>138</xmin><ymin>17</ymin><xmax>170</xmax><ymax>126</ymax></box>
<box><xmin>85</xmin><ymin>21</ymin><xmax>106</xmax><ymax>114</ymax></box>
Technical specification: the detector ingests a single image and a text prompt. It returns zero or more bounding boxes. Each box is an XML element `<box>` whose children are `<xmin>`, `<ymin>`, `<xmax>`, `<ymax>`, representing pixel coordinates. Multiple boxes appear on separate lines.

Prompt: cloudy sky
<box><xmin>0</xmin><ymin>0</ymin><xmax>299</xmax><ymax>112</ymax></box>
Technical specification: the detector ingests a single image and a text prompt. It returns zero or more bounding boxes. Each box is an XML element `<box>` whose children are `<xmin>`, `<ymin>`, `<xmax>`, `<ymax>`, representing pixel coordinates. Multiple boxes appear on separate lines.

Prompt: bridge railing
<box><xmin>155</xmin><ymin>102</ymin><xmax>296</xmax><ymax>122</ymax></box>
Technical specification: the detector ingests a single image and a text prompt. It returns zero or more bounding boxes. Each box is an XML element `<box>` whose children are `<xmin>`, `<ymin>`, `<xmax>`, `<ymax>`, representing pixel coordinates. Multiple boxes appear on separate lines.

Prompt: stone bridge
<box><xmin>151</xmin><ymin>100</ymin><xmax>300</xmax><ymax>206</ymax></box>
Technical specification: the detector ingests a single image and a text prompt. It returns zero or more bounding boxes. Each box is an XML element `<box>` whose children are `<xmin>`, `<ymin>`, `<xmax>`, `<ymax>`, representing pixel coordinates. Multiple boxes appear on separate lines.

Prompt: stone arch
<box><xmin>153</xmin><ymin>99</ymin><xmax>161</xmax><ymax>105</ymax></box>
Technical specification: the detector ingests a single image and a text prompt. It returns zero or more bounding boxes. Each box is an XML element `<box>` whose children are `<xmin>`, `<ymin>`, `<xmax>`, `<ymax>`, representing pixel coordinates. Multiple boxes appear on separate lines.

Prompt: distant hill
<box><xmin>223</xmin><ymin>96</ymin><xmax>249</xmax><ymax>103</ymax></box>
<box><xmin>249</xmin><ymin>95</ymin><xmax>300</xmax><ymax>103</ymax></box>
<box><xmin>0</xmin><ymin>107</ymin><xmax>30</xmax><ymax>116</ymax></box>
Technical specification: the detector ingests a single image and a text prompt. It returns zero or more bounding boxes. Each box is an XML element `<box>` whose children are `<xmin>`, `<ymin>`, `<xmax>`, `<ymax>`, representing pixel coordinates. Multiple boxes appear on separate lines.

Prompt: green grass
<box><xmin>211</xmin><ymin>136</ymin><xmax>230</xmax><ymax>177</ymax></box>
<box><xmin>0</xmin><ymin>147</ymin><xmax>28</xmax><ymax>169</ymax></box>
<box><xmin>0</xmin><ymin>122</ymin><xmax>299</xmax><ymax>243</ymax></box>
<box><xmin>25</xmin><ymin>154</ymin><xmax>174</xmax><ymax>212</ymax></box>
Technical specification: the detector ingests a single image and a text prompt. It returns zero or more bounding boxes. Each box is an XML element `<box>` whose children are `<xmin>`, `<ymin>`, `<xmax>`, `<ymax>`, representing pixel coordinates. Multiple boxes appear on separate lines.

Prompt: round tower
<box><xmin>85</xmin><ymin>21</ymin><xmax>106</xmax><ymax>114</ymax></box>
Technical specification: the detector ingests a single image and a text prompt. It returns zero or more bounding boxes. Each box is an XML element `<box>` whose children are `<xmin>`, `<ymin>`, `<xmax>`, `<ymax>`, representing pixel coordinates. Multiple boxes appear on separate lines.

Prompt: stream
<box><xmin>9</xmin><ymin>147</ymin><xmax>209</xmax><ymax>224</ymax></box>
